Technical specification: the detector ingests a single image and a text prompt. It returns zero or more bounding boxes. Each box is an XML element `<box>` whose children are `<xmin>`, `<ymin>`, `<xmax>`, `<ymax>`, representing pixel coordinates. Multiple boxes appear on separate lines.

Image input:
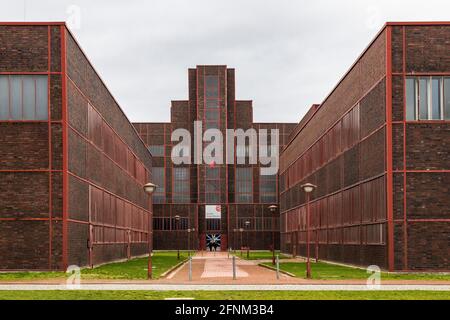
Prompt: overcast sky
<box><xmin>1</xmin><ymin>0</ymin><xmax>449</xmax><ymax>123</ymax></box>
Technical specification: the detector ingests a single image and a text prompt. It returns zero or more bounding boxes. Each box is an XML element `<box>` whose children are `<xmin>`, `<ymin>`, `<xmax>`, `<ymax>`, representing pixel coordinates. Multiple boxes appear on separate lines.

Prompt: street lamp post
<box><xmin>268</xmin><ymin>205</ymin><xmax>278</xmax><ymax>265</ymax></box>
<box><xmin>244</xmin><ymin>220</ymin><xmax>250</xmax><ymax>259</ymax></box>
<box><xmin>239</xmin><ymin>228</ymin><xmax>243</xmax><ymax>256</ymax></box>
<box><xmin>233</xmin><ymin>229</ymin><xmax>237</xmax><ymax>253</ymax></box>
<box><xmin>174</xmin><ymin>215</ymin><xmax>181</xmax><ymax>260</ymax></box>
<box><xmin>301</xmin><ymin>183</ymin><xmax>317</xmax><ymax>279</ymax></box>
<box><xmin>143</xmin><ymin>182</ymin><xmax>157</xmax><ymax>280</ymax></box>
<box><xmin>187</xmin><ymin>228</ymin><xmax>195</xmax><ymax>257</ymax></box>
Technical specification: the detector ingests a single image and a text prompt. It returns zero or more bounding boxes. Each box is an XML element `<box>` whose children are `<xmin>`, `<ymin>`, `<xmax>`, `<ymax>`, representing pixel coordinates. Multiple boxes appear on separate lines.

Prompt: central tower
<box><xmin>134</xmin><ymin>65</ymin><xmax>296</xmax><ymax>251</ymax></box>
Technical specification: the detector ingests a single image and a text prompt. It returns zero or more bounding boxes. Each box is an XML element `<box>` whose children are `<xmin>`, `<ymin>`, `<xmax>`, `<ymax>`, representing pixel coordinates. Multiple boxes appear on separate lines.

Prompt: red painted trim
<box><xmin>0</xmin><ymin>22</ymin><xmax>65</xmax><ymax>26</ymax></box>
<box><xmin>386</xmin><ymin>21</ymin><xmax>450</xmax><ymax>26</ymax></box>
<box><xmin>47</xmin><ymin>25</ymin><xmax>53</xmax><ymax>270</ymax></box>
<box><xmin>394</xmin><ymin>169</ymin><xmax>450</xmax><ymax>173</ymax></box>
<box><xmin>0</xmin><ymin>72</ymin><xmax>62</xmax><ymax>75</ymax></box>
<box><xmin>0</xmin><ymin>217</ymin><xmax>62</xmax><ymax>221</ymax></box>
<box><xmin>385</xmin><ymin>26</ymin><xmax>395</xmax><ymax>272</ymax></box>
<box><xmin>402</xmin><ymin>25</ymin><xmax>408</xmax><ymax>271</ymax></box>
<box><xmin>393</xmin><ymin>72</ymin><xmax>450</xmax><ymax>76</ymax></box>
<box><xmin>60</xmin><ymin>25</ymin><xmax>69</xmax><ymax>271</ymax></box>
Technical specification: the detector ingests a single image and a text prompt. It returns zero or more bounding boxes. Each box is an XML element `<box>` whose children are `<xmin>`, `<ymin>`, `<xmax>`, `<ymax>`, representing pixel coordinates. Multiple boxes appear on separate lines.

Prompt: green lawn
<box><xmin>0</xmin><ymin>290</ymin><xmax>449</xmax><ymax>300</ymax></box>
<box><xmin>233</xmin><ymin>250</ymin><xmax>289</xmax><ymax>260</ymax></box>
<box><xmin>265</xmin><ymin>261</ymin><xmax>450</xmax><ymax>281</ymax></box>
<box><xmin>0</xmin><ymin>251</ymin><xmax>189</xmax><ymax>281</ymax></box>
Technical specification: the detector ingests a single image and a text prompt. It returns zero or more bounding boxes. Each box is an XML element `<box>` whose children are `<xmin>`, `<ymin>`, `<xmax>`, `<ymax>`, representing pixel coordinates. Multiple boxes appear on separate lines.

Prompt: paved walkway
<box><xmin>1</xmin><ymin>252</ymin><xmax>450</xmax><ymax>289</ymax></box>
<box><xmin>1</xmin><ymin>284</ymin><xmax>450</xmax><ymax>291</ymax></box>
<box><xmin>163</xmin><ymin>251</ymin><xmax>294</xmax><ymax>284</ymax></box>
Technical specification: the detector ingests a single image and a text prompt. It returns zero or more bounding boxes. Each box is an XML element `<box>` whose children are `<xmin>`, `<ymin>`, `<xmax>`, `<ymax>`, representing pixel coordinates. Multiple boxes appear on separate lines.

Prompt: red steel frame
<box><xmin>61</xmin><ymin>24</ymin><xmax>69</xmax><ymax>270</ymax></box>
<box><xmin>385</xmin><ymin>26</ymin><xmax>395</xmax><ymax>272</ymax></box>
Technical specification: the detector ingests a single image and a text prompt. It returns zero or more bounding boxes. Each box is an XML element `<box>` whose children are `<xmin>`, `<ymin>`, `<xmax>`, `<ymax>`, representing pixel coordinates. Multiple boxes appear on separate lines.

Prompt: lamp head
<box><xmin>143</xmin><ymin>182</ymin><xmax>158</xmax><ymax>195</ymax></box>
<box><xmin>301</xmin><ymin>183</ymin><xmax>317</xmax><ymax>194</ymax></box>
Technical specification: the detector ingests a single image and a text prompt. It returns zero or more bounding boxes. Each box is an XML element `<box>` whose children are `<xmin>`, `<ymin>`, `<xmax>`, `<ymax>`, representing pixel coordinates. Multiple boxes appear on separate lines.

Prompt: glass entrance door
<box><xmin>206</xmin><ymin>234</ymin><xmax>221</xmax><ymax>251</ymax></box>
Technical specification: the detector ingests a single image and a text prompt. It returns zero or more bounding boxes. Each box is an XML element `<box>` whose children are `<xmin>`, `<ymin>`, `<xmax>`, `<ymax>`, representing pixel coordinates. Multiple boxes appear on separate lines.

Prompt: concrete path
<box><xmin>163</xmin><ymin>251</ymin><xmax>293</xmax><ymax>284</ymax></box>
<box><xmin>1</xmin><ymin>284</ymin><xmax>450</xmax><ymax>291</ymax></box>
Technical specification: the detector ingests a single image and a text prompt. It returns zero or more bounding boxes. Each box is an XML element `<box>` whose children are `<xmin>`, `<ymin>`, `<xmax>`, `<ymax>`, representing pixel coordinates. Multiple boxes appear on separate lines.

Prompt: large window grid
<box><xmin>205</xmin><ymin>167</ymin><xmax>221</xmax><ymax>203</ymax></box>
<box><xmin>406</xmin><ymin>76</ymin><xmax>450</xmax><ymax>121</ymax></box>
<box><xmin>172</xmin><ymin>167</ymin><xmax>190</xmax><ymax>203</ymax></box>
<box><xmin>0</xmin><ymin>75</ymin><xmax>48</xmax><ymax>120</ymax></box>
<box><xmin>153</xmin><ymin>217</ymin><xmax>190</xmax><ymax>230</ymax></box>
<box><xmin>235</xmin><ymin>168</ymin><xmax>253</xmax><ymax>203</ymax></box>
<box><xmin>236</xmin><ymin>217</ymin><xmax>278</xmax><ymax>231</ymax></box>
<box><xmin>152</xmin><ymin>167</ymin><xmax>166</xmax><ymax>204</ymax></box>
<box><xmin>259</xmin><ymin>174</ymin><xmax>277</xmax><ymax>203</ymax></box>
<box><xmin>204</xmin><ymin>74</ymin><xmax>220</xmax><ymax>130</ymax></box>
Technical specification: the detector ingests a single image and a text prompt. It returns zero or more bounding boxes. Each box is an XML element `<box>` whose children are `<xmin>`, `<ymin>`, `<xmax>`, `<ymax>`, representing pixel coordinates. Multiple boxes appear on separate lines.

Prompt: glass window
<box><xmin>206</xmin><ymin>167</ymin><xmax>220</xmax><ymax>179</ymax></box>
<box><xmin>0</xmin><ymin>76</ymin><xmax>8</xmax><ymax>119</ymax></box>
<box><xmin>445</xmin><ymin>78</ymin><xmax>450</xmax><ymax>120</ymax></box>
<box><xmin>260</xmin><ymin>174</ymin><xmax>277</xmax><ymax>204</ymax></box>
<box><xmin>206</xmin><ymin>99</ymin><xmax>220</xmax><ymax>109</ymax></box>
<box><xmin>205</xmin><ymin>109</ymin><xmax>219</xmax><ymax>121</ymax></box>
<box><xmin>406</xmin><ymin>76</ymin><xmax>450</xmax><ymax>121</ymax></box>
<box><xmin>406</xmin><ymin>78</ymin><xmax>416</xmax><ymax>121</ymax></box>
<box><xmin>148</xmin><ymin>145</ymin><xmax>164</xmax><ymax>157</ymax></box>
<box><xmin>152</xmin><ymin>167</ymin><xmax>165</xmax><ymax>204</ymax></box>
<box><xmin>419</xmin><ymin>78</ymin><xmax>428</xmax><ymax>120</ymax></box>
<box><xmin>235</xmin><ymin>168</ymin><xmax>253</xmax><ymax>203</ymax></box>
<box><xmin>431</xmin><ymin>77</ymin><xmax>441</xmax><ymax>120</ymax></box>
<box><xmin>205</xmin><ymin>75</ymin><xmax>218</xmax><ymax>88</ymax></box>
<box><xmin>205</xmin><ymin>76</ymin><xmax>219</xmax><ymax>98</ymax></box>
<box><xmin>0</xmin><ymin>75</ymin><xmax>48</xmax><ymax>120</ymax></box>
<box><xmin>173</xmin><ymin>167</ymin><xmax>190</xmax><ymax>203</ymax></box>
<box><xmin>10</xmin><ymin>76</ymin><xmax>22</xmax><ymax>120</ymax></box>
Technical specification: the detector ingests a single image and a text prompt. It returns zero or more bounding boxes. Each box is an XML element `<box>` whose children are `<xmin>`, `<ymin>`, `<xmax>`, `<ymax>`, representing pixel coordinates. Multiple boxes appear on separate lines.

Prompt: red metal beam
<box><xmin>61</xmin><ymin>25</ymin><xmax>69</xmax><ymax>271</ymax></box>
<box><xmin>385</xmin><ymin>26</ymin><xmax>395</xmax><ymax>272</ymax></box>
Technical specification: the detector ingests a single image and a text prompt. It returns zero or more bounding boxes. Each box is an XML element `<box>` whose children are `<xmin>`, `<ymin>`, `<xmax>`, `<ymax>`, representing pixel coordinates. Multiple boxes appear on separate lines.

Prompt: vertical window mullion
<box><xmin>441</xmin><ymin>76</ymin><xmax>445</xmax><ymax>120</ymax></box>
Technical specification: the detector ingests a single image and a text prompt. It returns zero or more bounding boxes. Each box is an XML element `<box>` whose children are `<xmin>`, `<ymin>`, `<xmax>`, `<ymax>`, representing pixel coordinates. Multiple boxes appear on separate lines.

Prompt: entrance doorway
<box><xmin>206</xmin><ymin>234</ymin><xmax>221</xmax><ymax>251</ymax></box>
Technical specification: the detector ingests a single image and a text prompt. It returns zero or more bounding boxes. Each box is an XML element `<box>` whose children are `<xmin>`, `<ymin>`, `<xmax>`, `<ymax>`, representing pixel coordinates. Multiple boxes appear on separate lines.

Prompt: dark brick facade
<box><xmin>280</xmin><ymin>22</ymin><xmax>450</xmax><ymax>271</ymax></box>
<box><xmin>0</xmin><ymin>23</ymin><xmax>152</xmax><ymax>271</ymax></box>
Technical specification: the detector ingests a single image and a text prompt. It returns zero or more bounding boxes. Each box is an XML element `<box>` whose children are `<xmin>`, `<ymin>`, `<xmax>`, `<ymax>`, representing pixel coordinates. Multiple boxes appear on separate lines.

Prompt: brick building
<box><xmin>134</xmin><ymin>66</ymin><xmax>296</xmax><ymax>251</ymax></box>
<box><xmin>0</xmin><ymin>23</ymin><xmax>152</xmax><ymax>271</ymax></box>
<box><xmin>280</xmin><ymin>22</ymin><xmax>450</xmax><ymax>271</ymax></box>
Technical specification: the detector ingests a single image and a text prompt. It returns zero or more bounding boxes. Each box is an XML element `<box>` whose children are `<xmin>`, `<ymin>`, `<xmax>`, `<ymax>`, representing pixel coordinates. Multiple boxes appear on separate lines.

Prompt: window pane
<box><xmin>205</xmin><ymin>109</ymin><xmax>219</xmax><ymax>120</ymax></box>
<box><xmin>205</xmin><ymin>193</ymin><xmax>220</xmax><ymax>203</ymax></box>
<box><xmin>152</xmin><ymin>167</ymin><xmax>165</xmax><ymax>192</ymax></box>
<box><xmin>205</xmin><ymin>122</ymin><xmax>219</xmax><ymax>130</ymax></box>
<box><xmin>205</xmin><ymin>75</ymin><xmax>218</xmax><ymax>88</ymax></box>
<box><xmin>148</xmin><ymin>145</ymin><xmax>164</xmax><ymax>157</ymax></box>
<box><xmin>406</xmin><ymin>78</ymin><xmax>416</xmax><ymax>120</ymax></box>
<box><xmin>206</xmin><ymin>99</ymin><xmax>220</xmax><ymax>109</ymax></box>
<box><xmin>419</xmin><ymin>78</ymin><xmax>429</xmax><ymax>120</ymax></box>
<box><xmin>0</xmin><ymin>76</ymin><xmax>9</xmax><ymax>119</ymax></box>
<box><xmin>206</xmin><ymin>180</ymin><xmax>220</xmax><ymax>192</ymax></box>
<box><xmin>35</xmin><ymin>76</ymin><xmax>48</xmax><ymax>120</ymax></box>
<box><xmin>431</xmin><ymin>77</ymin><xmax>441</xmax><ymax>120</ymax></box>
<box><xmin>10</xmin><ymin>76</ymin><xmax>22</xmax><ymax>120</ymax></box>
<box><xmin>445</xmin><ymin>78</ymin><xmax>450</xmax><ymax>120</ymax></box>
<box><xmin>23</xmin><ymin>76</ymin><xmax>36</xmax><ymax>120</ymax></box>
<box><xmin>206</xmin><ymin>167</ymin><xmax>220</xmax><ymax>179</ymax></box>
<box><xmin>206</xmin><ymin>86</ymin><xmax>218</xmax><ymax>98</ymax></box>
